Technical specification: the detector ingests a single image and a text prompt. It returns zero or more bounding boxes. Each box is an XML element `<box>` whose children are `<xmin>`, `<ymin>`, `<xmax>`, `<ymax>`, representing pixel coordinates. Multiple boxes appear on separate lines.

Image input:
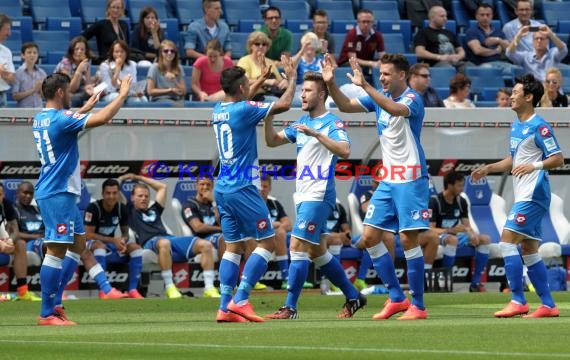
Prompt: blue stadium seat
<box><xmin>41</xmin><ymin>64</ymin><xmax>57</xmax><ymax>75</ymax></box>
<box><xmin>136</xmin><ymin>65</ymin><xmax>150</xmax><ymax>81</ymax></box>
<box><xmin>79</xmin><ymin>1</ymin><xmax>106</xmax><ymax>25</ymax></box>
<box><xmin>330</xmin><ymin>33</ymin><xmax>346</xmax><ymax>57</ymax></box>
<box><xmin>269</xmin><ymin>1</ymin><xmax>311</xmax><ymax>20</ymax></box>
<box><xmin>286</xmin><ymin>19</ymin><xmax>313</xmax><ymax>33</ymax></box>
<box><xmin>10</xmin><ymin>17</ymin><xmax>33</xmax><ymax>43</ymax></box>
<box><xmin>435</xmin><ymin>87</ymin><xmax>450</xmax><ymax>99</ymax></box>
<box><xmin>474</xmin><ymin>100</ymin><xmax>498</xmax><ymax>107</ymax></box>
<box><xmin>160</xmin><ymin>18</ymin><xmax>180</xmax><ymax>44</ymax></box>
<box><xmin>120</xmin><ymin>180</ymin><xmax>137</xmax><ymax>201</ymax></box>
<box><xmin>361</xmin><ymin>0</ymin><xmax>400</xmax><ymax>20</ymax></box>
<box><xmin>334</xmin><ymin>67</ymin><xmax>354</xmax><ymax>87</ymax></box>
<box><xmin>174</xmin><ymin>0</ymin><xmax>205</xmax><ymax>29</ymax></box>
<box><xmin>128</xmin><ymin>0</ymin><xmax>169</xmax><ymax>24</ymax></box>
<box><xmin>429</xmin><ymin>67</ymin><xmax>457</xmax><ymax>89</ymax></box>
<box><xmin>482</xmin><ymin>87</ymin><xmax>502</xmax><ymax>102</ymax></box>
<box><xmin>222</xmin><ymin>0</ymin><xmax>263</xmax><ymax>28</ymax></box>
<box><xmin>331</xmin><ymin>20</ymin><xmax>356</xmax><ymax>34</ymax></box>
<box><xmin>228</xmin><ymin>32</ymin><xmax>249</xmax><ymax>60</ymax></box>
<box><xmin>495</xmin><ymin>1</ymin><xmax>512</xmax><ymax>27</ymax></box>
<box><xmin>377</xmin><ymin>20</ymin><xmax>411</xmax><ymax>52</ymax></box>
<box><xmin>382</xmin><ymin>33</ymin><xmax>406</xmax><ymax>54</ymax></box>
<box><xmin>428</xmin><ymin>173</ymin><xmax>438</xmax><ymax>197</ymax></box>
<box><xmin>5</xmin><ymin>36</ymin><xmax>23</xmax><ymax>63</ymax></box>
<box><xmin>462</xmin><ymin>176</ymin><xmax>507</xmax><ymax>243</ymax></box>
<box><xmin>171</xmin><ymin>179</ymin><xmax>198</xmax><ymax>236</ymax></box>
<box><xmin>450</xmin><ymin>0</ymin><xmax>470</xmax><ymax>31</ymax></box>
<box><xmin>541</xmin><ymin>2</ymin><xmax>570</xmax><ymax>28</ymax></box>
<box><xmin>557</xmin><ymin>20</ymin><xmax>570</xmax><ymax>34</ymax></box>
<box><xmin>30</xmin><ymin>0</ymin><xmax>72</xmax><ymax>26</ymax></box>
<box><xmin>69</xmin><ymin>0</ymin><xmax>81</xmax><ymax>17</ymax></box>
<box><xmin>237</xmin><ymin>19</ymin><xmax>265</xmax><ymax>33</ymax></box>
<box><xmin>465</xmin><ymin>67</ymin><xmax>504</xmax><ymax>95</ymax></box>
<box><xmin>315</xmin><ymin>0</ymin><xmax>356</xmax><ymax>21</ymax></box>
<box><xmin>1</xmin><ymin>179</ymin><xmax>24</xmax><ymax>204</ymax></box>
<box><xmin>46</xmin><ymin>17</ymin><xmax>83</xmax><ymax>39</ymax></box>
<box><xmin>422</xmin><ymin>19</ymin><xmax>457</xmax><ymax>34</ymax></box>
<box><xmin>46</xmin><ymin>51</ymin><xmax>65</xmax><ymax>65</ymax></box>
<box><xmin>78</xmin><ymin>180</ymin><xmax>93</xmax><ymax>212</ymax></box>
<box><xmin>32</xmin><ymin>30</ymin><xmax>70</xmax><ymax>61</ymax></box>
<box><xmin>3</xmin><ymin>0</ymin><xmax>23</xmax><ymax>18</ymax></box>
<box><xmin>541</xmin><ymin>193</ymin><xmax>570</xmax><ymax>247</ymax></box>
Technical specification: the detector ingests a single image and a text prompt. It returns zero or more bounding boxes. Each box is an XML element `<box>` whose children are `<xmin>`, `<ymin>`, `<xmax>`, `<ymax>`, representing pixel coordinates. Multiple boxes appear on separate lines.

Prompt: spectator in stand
<box><xmin>408</xmin><ymin>63</ymin><xmax>444</xmax><ymax>107</ymax></box>
<box><xmin>191</xmin><ymin>39</ymin><xmax>233</xmax><ymax>102</ymax></box>
<box><xmin>81</xmin><ymin>0</ymin><xmax>130</xmax><ymax>65</ymax></box>
<box><xmin>260</xmin><ymin>6</ymin><xmax>293</xmax><ymax>64</ymax></box>
<box><xmin>338</xmin><ymin>9</ymin><xmax>385</xmax><ymax>82</ymax></box>
<box><xmin>130</xmin><ymin>6</ymin><xmax>165</xmax><ymax>65</ymax></box>
<box><xmin>55</xmin><ymin>36</ymin><xmax>97</xmax><ymax>107</ymax></box>
<box><xmin>540</xmin><ymin>68</ymin><xmax>568</xmax><ymax>108</ymax></box>
<box><xmin>406</xmin><ymin>0</ymin><xmax>442</xmax><ymax>30</ymax></box>
<box><xmin>444</xmin><ymin>73</ymin><xmax>476</xmax><ymax>108</ymax></box>
<box><xmin>237</xmin><ymin>31</ymin><xmax>287</xmax><ymax>102</ymax></box>
<box><xmin>505</xmin><ymin>25</ymin><xmax>568</xmax><ymax>82</ymax></box>
<box><xmin>496</xmin><ymin>88</ymin><xmax>512</xmax><ymax>107</ymax></box>
<box><xmin>291</xmin><ymin>33</ymin><xmax>324</xmax><ymax>106</ymax></box>
<box><xmin>146</xmin><ymin>40</ymin><xmax>186</xmax><ymax>106</ymax></box>
<box><xmin>184</xmin><ymin>0</ymin><xmax>231</xmax><ymax>62</ymax></box>
<box><xmin>310</xmin><ymin>9</ymin><xmax>336</xmax><ymax>65</ymax></box>
<box><xmin>465</xmin><ymin>4</ymin><xmax>514</xmax><ymax>76</ymax></box>
<box><xmin>461</xmin><ymin>0</ymin><xmax>494</xmax><ymax>18</ymax></box>
<box><xmin>0</xmin><ymin>14</ymin><xmax>16</xmax><ymax>107</ymax></box>
<box><xmin>98</xmin><ymin>40</ymin><xmax>148</xmax><ymax>105</ymax></box>
<box><xmin>12</xmin><ymin>42</ymin><xmax>46</xmax><ymax>108</ymax></box>
<box><xmin>503</xmin><ymin>0</ymin><xmax>541</xmax><ymax>53</ymax></box>
<box><xmin>0</xmin><ymin>182</ymin><xmax>19</xmax><ymax>283</ymax></box>
<box><xmin>414</xmin><ymin>5</ymin><xmax>471</xmax><ymax>73</ymax></box>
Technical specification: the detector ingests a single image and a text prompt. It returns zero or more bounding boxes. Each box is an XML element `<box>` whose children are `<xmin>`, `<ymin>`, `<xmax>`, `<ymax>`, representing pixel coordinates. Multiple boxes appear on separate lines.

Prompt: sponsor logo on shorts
<box><xmin>56</xmin><ymin>223</ymin><xmax>67</xmax><ymax>235</ymax></box>
<box><xmin>257</xmin><ymin>219</ymin><xmax>268</xmax><ymax>231</ymax></box>
<box><xmin>307</xmin><ymin>222</ymin><xmax>316</xmax><ymax>233</ymax></box>
<box><xmin>515</xmin><ymin>213</ymin><xmax>527</xmax><ymax>225</ymax></box>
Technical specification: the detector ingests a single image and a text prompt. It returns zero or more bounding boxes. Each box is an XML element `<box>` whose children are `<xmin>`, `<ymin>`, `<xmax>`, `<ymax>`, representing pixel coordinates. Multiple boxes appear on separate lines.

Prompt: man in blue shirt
<box><xmin>212</xmin><ymin>59</ymin><xmax>296</xmax><ymax>323</ymax></box>
<box><xmin>32</xmin><ymin>73</ymin><xmax>131</xmax><ymax>326</ymax></box>
<box><xmin>184</xmin><ymin>0</ymin><xmax>232</xmax><ymax>61</ymax></box>
<box><xmin>472</xmin><ymin>74</ymin><xmax>563</xmax><ymax>318</ymax></box>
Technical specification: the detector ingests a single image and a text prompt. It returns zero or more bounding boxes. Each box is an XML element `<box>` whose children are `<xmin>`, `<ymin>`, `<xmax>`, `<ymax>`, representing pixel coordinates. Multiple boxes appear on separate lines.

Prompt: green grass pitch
<box><xmin>1</xmin><ymin>291</ymin><xmax>569</xmax><ymax>359</ymax></box>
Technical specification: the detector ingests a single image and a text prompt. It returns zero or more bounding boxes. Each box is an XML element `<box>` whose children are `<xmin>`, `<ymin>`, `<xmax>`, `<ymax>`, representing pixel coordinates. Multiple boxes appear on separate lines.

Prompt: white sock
<box><xmin>161</xmin><ymin>270</ymin><xmax>174</xmax><ymax>287</ymax></box>
<box><xmin>203</xmin><ymin>270</ymin><xmax>215</xmax><ymax>289</ymax></box>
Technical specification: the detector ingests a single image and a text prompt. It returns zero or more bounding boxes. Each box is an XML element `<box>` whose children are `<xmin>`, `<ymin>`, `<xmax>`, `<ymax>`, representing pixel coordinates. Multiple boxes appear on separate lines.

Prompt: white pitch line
<box><xmin>0</xmin><ymin>339</ymin><xmax>568</xmax><ymax>358</ymax></box>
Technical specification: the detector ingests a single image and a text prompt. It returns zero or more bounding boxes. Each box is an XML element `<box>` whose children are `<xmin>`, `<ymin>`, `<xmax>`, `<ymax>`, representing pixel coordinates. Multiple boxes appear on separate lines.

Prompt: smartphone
<box><xmin>529</xmin><ymin>26</ymin><xmax>540</xmax><ymax>32</ymax></box>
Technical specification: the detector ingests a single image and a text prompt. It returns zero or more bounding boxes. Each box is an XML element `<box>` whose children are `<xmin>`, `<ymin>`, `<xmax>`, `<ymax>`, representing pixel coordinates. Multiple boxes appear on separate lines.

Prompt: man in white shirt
<box><xmin>502</xmin><ymin>0</ymin><xmax>541</xmax><ymax>52</ymax></box>
<box><xmin>0</xmin><ymin>14</ymin><xmax>16</xmax><ymax>107</ymax></box>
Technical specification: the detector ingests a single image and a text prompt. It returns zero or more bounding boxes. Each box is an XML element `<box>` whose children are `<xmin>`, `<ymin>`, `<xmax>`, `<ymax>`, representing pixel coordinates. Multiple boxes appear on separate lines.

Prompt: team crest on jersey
<box><xmin>112</xmin><ymin>216</ymin><xmax>119</xmax><ymax>225</ymax></box>
<box><xmin>515</xmin><ymin>213</ymin><xmax>527</xmax><ymax>225</ymax></box>
<box><xmin>411</xmin><ymin>210</ymin><xmax>421</xmax><ymax>221</ymax></box>
<box><xmin>257</xmin><ymin>219</ymin><xmax>268</xmax><ymax>231</ymax></box>
<box><xmin>335</xmin><ymin>121</ymin><xmax>344</xmax><ymax>129</ymax></box>
<box><xmin>270</xmin><ymin>209</ymin><xmax>278</xmax><ymax>217</ymax></box>
<box><xmin>307</xmin><ymin>222</ymin><xmax>317</xmax><ymax>233</ymax></box>
<box><xmin>522</xmin><ymin>127</ymin><xmax>529</xmax><ymax>135</ymax></box>
<box><xmin>333</xmin><ymin>210</ymin><xmax>339</xmax><ymax>219</ymax></box>
<box><xmin>84</xmin><ymin>212</ymin><xmax>92</xmax><ymax>222</ymax></box>
<box><xmin>454</xmin><ymin>209</ymin><xmax>460</xmax><ymax>217</ymax></box>
<box><xmin>184</xmin><ymin>207</ymin><xmax>192</xmax><ymax>218</ymax></box>
<box><xmin>297</xmin><ymin>220</ymin><xmax>307</xmax><ymax>230</ymax></box>
<box><xmin>56</xmin><ymin>223</ymin><xmax>67</xmax><ymax>235</ymax></box>
<box><xmin>64</xmin><ymin>110</ymin><xmax>73</xmax><ymax>116</ymax></box>
<box><xmin>72</xmin><ymin>112</ymin><xmax>87</xmax><ymax>120</ymax></box>
<box><xmin>142</xmin><ymin>210</ymin><xmax>157</xmax><ymax>223</ymax></box>
<box><xmin>539</xmin><ymin>126</ymin><xmax>551</xmax><ymax>138</ymax></box>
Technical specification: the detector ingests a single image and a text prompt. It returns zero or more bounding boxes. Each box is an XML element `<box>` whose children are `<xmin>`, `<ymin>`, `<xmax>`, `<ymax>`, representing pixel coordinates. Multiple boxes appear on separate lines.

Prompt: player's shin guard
<box><xmin>233</xmin><ymin>247</ymin><xmax>272</xmax><ymax>304</ymax></box>
<box><xmin>219</xmin><ymin>252</ymin><xmax>241</xmax><ymax>311</ymax></box>
<box><xmin>472</xmin><ymin>245</ymin><xmax>490</xmax><ymax>286</ymax></box>
<box><xmin>358</xmin><ymin>251</ymin><xmax>372</xmax><ymax>280</ymax></box>
<box><xmin>88</xmin><ymin>263</ymin><xmax>112</xmax><ymax>294</ymax></box>
<box><xmin>54</xmin><ymin>251</ymin><xmax>80</xmax><ymax>307</ymax></box>
<box><xmin>313</xmin><ymin>252</ymin><xmax>359</xmax><ymax>300</ymax></box>
<box><xmin>275</xmin><ymin>255</ymin><xmax>289</xmax><ymax>282</ymax></box>
<box><xmin>523</xmin><ymin>253</ymin><xmax>555</xmax><ymax>308</ymax></box>
<box><xmin>500</xmin><ymin>242</ymin><xmax>526</xmax><ymax>304</ymax></box>
<box><xmin>128</xmin><ymin>249</ymin><xmax>143</xmax><ymax>291</ymax></box>
<box><xmin>442</xmin><ymin>245</ymin><xmax>457</xmax><ymax>269</ymax></box>
<box><xmin>368</xmin><ymin>242</ymin><xmax>406</xmax><ymax>302</ymax></box>
<box><xmin>284</xmin><ymin>252</ymin><xmax>310</xmax><ymax>309</ymax></box>
<box><xmin>405</xmin><ymin>246</ymin><xmax>425</xmax><ymax>310</ymax></box>
<box><xmin>93</xmin><ymin>248</ymin><xmax>107</xmax><ymax>270</ymax></box>
<box><xmin>40</xmin><ymin>255</ymin><xmax>63</xmax><ymax>317</ymax></box>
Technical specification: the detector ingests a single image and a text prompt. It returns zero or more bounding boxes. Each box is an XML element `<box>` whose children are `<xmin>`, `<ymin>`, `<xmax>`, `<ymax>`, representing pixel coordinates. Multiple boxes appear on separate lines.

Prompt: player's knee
<box><xmin>156</xmin><ymin>239</ymin><xmax>171</xmax><ymax>252</ymax></box>
<box><xmin>446</xmin><ymin>235</ymin><xmax>458</xmax><ymax>246</ymax></box>
<box><xmin>92</xmin><ymin>241</ymin><xmax>106</xmax><ymax>251</ymax></box>
<box><xmin>479</xmin><ymin>234</ymin><xmax>491</xmax><ymax>245</ymax></box>
<box><xmin>198</xmin><ymin>239</ymin><xmax>213</xmax><ymax>253</ymax></box>
<box><xmin>14</xmin><ymin>240</ymin><xmax>26</xmax><ymax>253</ymax></box>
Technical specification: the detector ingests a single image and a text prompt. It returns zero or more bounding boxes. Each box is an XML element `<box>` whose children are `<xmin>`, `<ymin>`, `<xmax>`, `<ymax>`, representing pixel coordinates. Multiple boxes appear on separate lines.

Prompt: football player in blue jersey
<box><xmin>32</xmin><ymin>72</ymin><xmax>132</xmax><ymax>326</ymax></box>
<box><xmin>212</xmin><ymin>57</ymin><xmax>297</xmax><ymax>323</ymax></box>
<box><xmin>323</xmin><ymin>54</ymin><xmax>429</xmax><ymax>320</ymax></box>
<box><xmin>264</xmin><ymin>71</ymin><xmax>366</xmax><ymax>320</ymax></box>
<box><xmin>472</xmin><ymin>74</ymin><xmax>563</xmax><ymax>318</ymax></box>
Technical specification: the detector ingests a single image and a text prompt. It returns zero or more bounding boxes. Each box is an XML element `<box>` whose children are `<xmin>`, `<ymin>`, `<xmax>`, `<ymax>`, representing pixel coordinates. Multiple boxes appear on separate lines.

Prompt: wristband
<box><xmin>532</xmin><ymin>161</ymin><xmax>544</xmax><ymax>170</ymax></box>
<box><xmin>212</xmin><ymin>201</ymin><xmax>217</xmax><ymax>207</ymax></box>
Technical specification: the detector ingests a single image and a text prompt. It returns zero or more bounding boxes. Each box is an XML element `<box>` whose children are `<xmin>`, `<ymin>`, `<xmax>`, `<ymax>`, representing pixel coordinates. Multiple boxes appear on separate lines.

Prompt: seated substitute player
<box><xmin>119</xmin><ymin>173</ymin><xmax>220</xmax><ymax>299</ymax></box>
<box><xmin>264</xmin><ymin>71</ymin><xmax>366</xmax><ymax>320</ymax></box>
<box><xmin>421</xmin><ymin>171</ymin><xmax>491</xmax><ymax>292</ymax></box>
<box><xmin>181</xmin><ymin>177</ymin><xmax>226</xmax><ymax>261</ymax></box>
<box><xmin>84</xmin><ymin>179</ymin><xmax>144</xmax><ymax>299</ymax></box>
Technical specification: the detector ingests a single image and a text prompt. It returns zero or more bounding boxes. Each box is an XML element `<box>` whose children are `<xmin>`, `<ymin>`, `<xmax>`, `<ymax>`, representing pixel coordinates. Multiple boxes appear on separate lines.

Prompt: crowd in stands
<box><xmin>1</xmin><ymin>0</ymin><xmax>570</xmax><ymax>108</ymax></box>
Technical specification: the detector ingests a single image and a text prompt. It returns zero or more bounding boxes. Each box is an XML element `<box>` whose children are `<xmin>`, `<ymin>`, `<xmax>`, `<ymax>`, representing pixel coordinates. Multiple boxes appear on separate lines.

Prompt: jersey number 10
<box><xmin>213</xmin><ymin>123</ymin><xmax>234</xmax><ymax>159</ymax></box>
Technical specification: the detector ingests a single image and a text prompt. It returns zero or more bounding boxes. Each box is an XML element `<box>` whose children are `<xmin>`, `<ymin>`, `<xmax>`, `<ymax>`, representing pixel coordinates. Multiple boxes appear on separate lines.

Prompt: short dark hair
<box><xmin>21</xmin><ymin>42</ymin><xmax>38</xmax><ymax>55</ymax></box>
<box><xmin>107</xmin><ymin>40</ymin><xmax>130</xmax><ymax>64</ymax></box>
<box><xmin>41</xmin><ymin>73</ymin><xmax>71</xmax><ymax>100</ymax></box>
<box><xmin>476</xmin><ymin>3</ymin><xmax>494</xmax><ymax>13</ymax></box>
<box><xmin>303</xmin><ymin>71</ymin><xmax>328</xmax><ymax>100</ymax></box>
<box><xmin>380</xmin><ymin>53</ymin><xmax>410</xmax><ymax>75</ymax></box>
<box><xmin>263</xmin><ymin>6</ymin><xmax>281</xmax><ymax>18</ymax></box>
<box><xmin>0</xmin><ymin>14</ymin><xmax>11</xmax><ymax>29</ymax></box>
<box><xmin>17</xmin><ymin>181</ymin><xmax>34</xmax><ymax>192</ymax></box>
<box><xmin>312</xmin><ymin>9</ymin><xmax>328</xmax><ymax>19</ymax></box>
<box><xmin>449</xmin><ymin>73</ymin><xmax>472</xmax><ymax>94</ymax></box>
<box><xmin>443</xmin><ymin>171</ymin><xmax>465</xmax><ymax>189</ymax></box>
<box><xmin>515</xmin><ymin>74</ymin><xmax>544</xmax><ymax>108</ymax></box>
<box><xmin>102</xmin><ymin>178</ymin><xmax>120</xmax><ymax>192</ymax></box>
<box><xmin>221</xmin><ymin>66</ymin><xmax>247</xmax><ymax>96</ymax></box>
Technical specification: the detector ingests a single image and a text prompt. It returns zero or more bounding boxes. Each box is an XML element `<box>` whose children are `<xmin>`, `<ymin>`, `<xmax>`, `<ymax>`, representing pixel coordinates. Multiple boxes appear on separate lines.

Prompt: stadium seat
<box><xmin>159</xmin><ymin>18</ymin><xmax>180</xmax><ymax>44</ymax></box>
<box><xmin>46</xmin><ymin>51</ymin><xmax>65</xmax><ymax>65</ymax></box>
<box><xmin>3</xmin><ymin>0</ymin><xmax>23</xmax><ymax>18</ymax></box>
<box><xmin>128</xmin><ymin>0</ymin><xmax>169</xmax><ymax>24</ymax></box>
<box><xmin>45</xmin><ymin>17</ymin><xmax>83</xmax><ymax>39</ymax></box>
<box><xmin>237</xmin><ymin>19</ymin><xmax>265</xmax><ymax>33</ymax></box>
<box><xmin>495</xmin><ymin>1</ymin><xmax>512</xmax><ymax>27</ymax></box>
<box><xmin>171</xmin><ymin>180</ymin><xmax>198</xmax><ymax>236</ymax></box>
<box><xmin>461</xmin><ymin>176</ymin><xmax>507</xmax><ymax>245</ymax></box>
<box><xmin>77</xmin><ymin>180</ymin><xmax>94</xmax><ymax>212</ymax></box>
<box><xmin>222</xmin><ymin>0</ymin><xmax>263</xmax><ymax>28</ymax></box>
<box><xmin>334</xmin><ymin>67</ymin><xmax>354</xmax><ymax>87</ymax></box>
<box><xmin>285</xmin><ymin>19</ymin><xmax>313</xmax><ymax>34</ymax></box>
<box><xmin>346</xmin><ymin>175</ymin><xmax>374</xmax><ymax>236</ymax></box>
<box><xmin>269</xmin><ymin>1</ymin><xmax>311</xmax><ymax>21</ymax></box>
<box><xmin>331</xmin><ymin>20</ymin><xmax>356</xmax><ymax>34</ymax></box>
<box><xmin>30</xmin><ymin>0</ymin><xmax>72</xmax><ymax>27</ymax></box>
<box><xmin>32</xmin><ymin>30</ymin><xmax>70</xmax><ymax>62</ymax></box>
<box><xmin>377</xmin><ymin>20</ymin><xmax>412</xmax><ymax>51</ymax></box>
<box><xmin>228</xmin><ymin>32</ymin><xmax>249</xmax><ymax>60</ymax></box>
<box><xmin>541</xmin><ymin>193</ymin><xmax>570</xmax><ymax>246</ymax></box>
<box><xmin>465</xmin><ymin>67</ymin><xmax>504</xmax><ymax>96</ymax></box>
<box><xmin>79</xmin><ymin>1</ymin><xmax>106</xmax><ymax>25</ymax></box>
<box><xmin>541</xmin><ymin>2</ymin><xmax>570</xmax><ymax>28</ymax></box>
<box><xmin>1</xmin><ymin>179</ymin><xmax>24</xmax><ymax>204</ymax></box>
<box><xmin>361</xmin><ymin>0</ymin><xmax>401</xmax><ymax>20</ymax></box>
<box><xmin>10</xmin><ymin>17</ymin><xmax>33</xmax><ymax>43</ymax></box>
<box><xmin>428</xmin><ymin>66</ymin><xmax>456</xmax><ymax>89</ymax></box>
<box><xmin>174</xmin><ymin>0</ymin><xmax>205</xmax><ymax>29</ymax></box>
<box><xmin>315</xmin><ymin>0</ymin><xmax>356</xmax><ymax>21</ymax></box>
<box><xmin>120</xmin><ymin>180</ymin><xmax>138</xmax><ymax>201</ymax></box>
<box><xmin>450</xmin><ymin>0</ymin><xmax>470</xmax><ymax>31</ymax></box>
<box><xmin>558</xmin><ymin>20</ymin><xmax>570</xmax><ymax>34</ymax></box>
<box><xmin>382</xmin><ymin>33</ymin><xmax>406</xmax><ymax>54</ymax></box>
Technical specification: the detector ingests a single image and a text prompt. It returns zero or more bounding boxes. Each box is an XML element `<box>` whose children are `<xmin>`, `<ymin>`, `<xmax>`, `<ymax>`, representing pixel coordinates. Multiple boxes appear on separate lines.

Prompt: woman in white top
<box><xmin>98</xmin><ymin>40</ymin><xmax>147</xmax><ymax>104</ymax></box>
<box><xmin>444</xmin><ymin>73</ymin><xmax>476</xmax><ymax>109</ymax></box>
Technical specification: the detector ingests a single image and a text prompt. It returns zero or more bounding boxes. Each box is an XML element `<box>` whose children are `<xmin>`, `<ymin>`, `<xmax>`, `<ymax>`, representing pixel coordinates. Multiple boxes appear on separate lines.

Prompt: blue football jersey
<box><xmin>510</xmin><ymin>114</ymin><xmax>561</xmax><ymax>208</ymax></box>
<box><xmin>356</xmin><ymin>87</ymin><xmax>427</xmax><ymax>183</ymax></box>
<box><xmin>283</xmin><ymin>111</ymin><xmax>349</xmax><ymax>204</ymax></box>
<box><xmin>212</xmin><ymin>100</ymin><xmax>273</xmax><ymax>193</ymax></box>
<box><xmin>32</xmin><ymin>109</ymin><xmax>90</xmax><ymax>200</ymax></box>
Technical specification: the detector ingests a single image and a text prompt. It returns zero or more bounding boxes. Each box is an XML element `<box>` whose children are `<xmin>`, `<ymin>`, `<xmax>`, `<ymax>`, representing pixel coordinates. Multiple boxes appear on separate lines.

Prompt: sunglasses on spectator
<box><xmin>162</xmin><ymin>49</ymin><xmax>176</xmax><ymax>54</ymax></box>
<box><xmin>545</xmin><ymin>79</ymin><xmax>559</xmax><ymax>85</ymax></box>
<box><xmin>416</xmin><ymin>73</ymin><xmax>431</xmax><ymax>78</ymax></box>
<box><xmin>254</xmin><ymin>42</ymin><xmax>268</xmax><ymax>47</ymax></box>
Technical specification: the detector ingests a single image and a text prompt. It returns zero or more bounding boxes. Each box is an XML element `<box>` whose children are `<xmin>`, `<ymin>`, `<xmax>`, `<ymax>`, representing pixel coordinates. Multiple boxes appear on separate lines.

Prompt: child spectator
<box><xmin>496</xmin><ymin>88</ymin><xmax>511</xmax><ymax>107</ymax></box>
<box><xmin>12</xmin><ymin>42</ymin><xmax>46</xmax><ymax>108</ymax></box>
